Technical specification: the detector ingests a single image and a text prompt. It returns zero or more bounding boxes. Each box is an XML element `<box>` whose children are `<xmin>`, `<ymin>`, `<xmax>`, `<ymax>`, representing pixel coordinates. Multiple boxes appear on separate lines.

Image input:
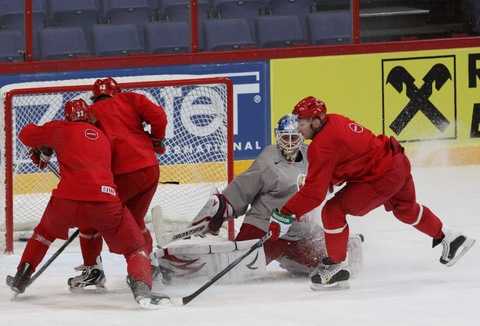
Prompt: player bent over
<box><xmin>69</xmin><ymin>77</ymin><xmax>168</xmax><ymax>293</ymax></box>
<box><xmin>174</xmin><ymin>114</ymin><xmax>363</xmax><ymax>280</ymax></box>
<box><xmin>9</xmin><ymin>99</ymin><xmax>170</xmax><ymax>309</ymax></box>
<box><xmin>269</xmin><ymin>96</ymin><xmax>475</xmax><ymax>291</ymax></box>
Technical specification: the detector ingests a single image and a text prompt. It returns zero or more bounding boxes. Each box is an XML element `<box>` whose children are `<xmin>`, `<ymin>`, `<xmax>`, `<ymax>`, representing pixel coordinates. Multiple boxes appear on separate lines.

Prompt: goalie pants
<box><xmin>79</xmin><ymin>165</ymin><xmax>159</xmax><ymax>266</ymax></box>
<box><xmin>322</xmin><ymin>152</ymin><xmax>444</xmax><ymax>263</ymax></box>
<box><xmin>17</xmin><ymin>197</ymin><xmax>152</xmax><ymax>286</ymax></box>
<box><xmin>235</xmin><ymin>223</ymin><xmax>326</xmax><ymax>268</ymax></box>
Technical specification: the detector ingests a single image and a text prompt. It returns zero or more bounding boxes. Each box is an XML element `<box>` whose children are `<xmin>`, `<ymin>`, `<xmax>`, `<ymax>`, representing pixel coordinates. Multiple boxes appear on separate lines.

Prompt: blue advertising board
<box><xmin>0</xmin><ymin>61</ymin><xmax>270</xmax><ymax>160</ymax></box>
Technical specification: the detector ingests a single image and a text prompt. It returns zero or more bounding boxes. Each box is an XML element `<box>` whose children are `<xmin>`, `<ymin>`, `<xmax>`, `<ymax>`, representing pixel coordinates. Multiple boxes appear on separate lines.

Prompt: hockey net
<box><xmin>0</xmin><ymin>76</ymin><xmax>234</xmax><ymax>254</ymax></box>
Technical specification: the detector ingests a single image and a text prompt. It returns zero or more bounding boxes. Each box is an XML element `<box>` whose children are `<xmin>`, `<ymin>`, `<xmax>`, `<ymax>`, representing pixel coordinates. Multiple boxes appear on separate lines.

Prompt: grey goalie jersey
<box><xmin>223</xmin><ymin>144</ymin><xmax>316</xmax><ymax>241</ymax></box>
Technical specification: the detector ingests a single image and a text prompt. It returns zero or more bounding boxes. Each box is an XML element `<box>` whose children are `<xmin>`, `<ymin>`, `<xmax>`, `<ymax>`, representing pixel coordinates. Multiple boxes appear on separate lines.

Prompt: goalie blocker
<box><xmin>153</xmin><ymin>234</ymin><xmax>364</xmax><ymax>283</ymax></box>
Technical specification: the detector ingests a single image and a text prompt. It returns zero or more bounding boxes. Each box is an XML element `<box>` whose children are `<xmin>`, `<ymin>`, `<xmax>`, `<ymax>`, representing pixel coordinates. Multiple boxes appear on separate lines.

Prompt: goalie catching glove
<box><xmin>28</xmin><ymin>146</ymin><xmax>53</xmax><ymax>170</ymax></box>
<box><xmin>191</xmin><ymin>193</ymin><xmax>236</xmax><ymax>237</ymax></box>
<box><xmin>268</xmin><ymin>208</ymin><xmax>296</xmax><ymax>241</ymax></box>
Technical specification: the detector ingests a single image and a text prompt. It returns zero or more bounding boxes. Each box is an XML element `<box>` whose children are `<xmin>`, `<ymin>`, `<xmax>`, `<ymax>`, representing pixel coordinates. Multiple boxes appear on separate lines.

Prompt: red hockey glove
<box><xmin>28</xmin><ymin>147</ymin><xmax>53</xmax><ymax>170</ymax></box>
<box><xmin>268</xmin><ymin>209</ymin><xmax>295</xmax><ymax>241</ymax></box>
<box><xmin>28</xmin><ymin>148</ymin><xmax>40</xmax><ymax>166</ymax></box>
<box><xmin>151</xmin><ymin>138</ymin><xmax>165</xmax><ymax>155</ymax></box>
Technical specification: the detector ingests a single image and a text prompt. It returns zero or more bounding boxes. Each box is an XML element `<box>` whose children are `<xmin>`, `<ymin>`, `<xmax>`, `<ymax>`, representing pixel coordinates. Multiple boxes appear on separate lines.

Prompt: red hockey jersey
<box><xmin>90</xmin><ymin>92</ymin><xmax>168</xmax><ymax>174</ymax></box>
<box><xmin>283</xmin><ymin>114</ymin><xmax>393</xmax><ymax>217</ymax></box>
<box><xmin>19</xmin><ymin>121</ymin><xmax>119</xmax><ymax>202</ymax></box>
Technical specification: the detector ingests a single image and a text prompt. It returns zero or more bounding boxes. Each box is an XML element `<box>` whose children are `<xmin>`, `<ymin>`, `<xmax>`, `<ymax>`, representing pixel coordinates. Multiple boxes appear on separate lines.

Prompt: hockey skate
<box><xmin>10</xmin><ymin>262</ymin><xmax>33</xmax><ymax>294</ymax></box>
<box><xmin>310</xmin><ymin>257</ymin><xmax>350</xmax><ymax>291</ymax></box>
<box><xmin>127</xmin><ymin>276</ymin><xmax>171</xmax><ymax>310</ymax></box>
<box><xmin>68</xmin><ymin>256</ymin><xmax>107</xmax><ymax>293</ymax></box>
<box><xmin>433</xmin><ymin>228</ymin><xmax>476</xmax><ymax>267</ymax></box>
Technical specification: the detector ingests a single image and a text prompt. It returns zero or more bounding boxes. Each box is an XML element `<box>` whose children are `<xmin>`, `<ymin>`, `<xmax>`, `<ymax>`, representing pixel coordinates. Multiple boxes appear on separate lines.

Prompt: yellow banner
<box><xmin>271</xmin><ymin>48</ymin><xmax>480</xmax><ymax>166</ymax></box>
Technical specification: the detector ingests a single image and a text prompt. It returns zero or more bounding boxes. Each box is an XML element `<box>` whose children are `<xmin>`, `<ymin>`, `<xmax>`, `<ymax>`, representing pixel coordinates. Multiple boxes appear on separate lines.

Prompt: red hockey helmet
<box><xmin>64</xmin><ymin>99</ymin><xmax>94</xmax><ymax>122</ymax></box>
<box><xmin>292</xmin><ymin>96</ymin><xmax>327</xmax><ymax>124</ymax></box>
<box><xmin>92</xmin><ymin>77</ymin><xmax>121</xmax><ymax>101</ymax></box>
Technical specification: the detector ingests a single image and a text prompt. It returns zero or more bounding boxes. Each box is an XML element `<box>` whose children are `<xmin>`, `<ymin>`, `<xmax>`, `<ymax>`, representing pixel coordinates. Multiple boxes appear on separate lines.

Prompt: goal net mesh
<box><xmin>1</xmin><ymin>75</ymin><xmax>234</xmax><ymax>254</ymax></box>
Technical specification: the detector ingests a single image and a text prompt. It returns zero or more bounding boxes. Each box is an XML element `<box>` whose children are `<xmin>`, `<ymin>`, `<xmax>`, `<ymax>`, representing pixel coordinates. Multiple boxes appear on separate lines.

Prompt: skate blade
<box><xmin>68</xmin><ymin>285</ymin><xmax>108</xmax><ymax>294</ymax></box>
<box><xmin>7</xmin><ymin>275</ymin><xmax>23</xmax><ymax>300</ymax></box>
<box><xmin>445</xmin><ymin>238</ymin><xmax>476</xmax><ymax>267</ymax></box>
<box><xmin>138</xmin><ymin>297</ymin><xmax>172</xmax><ymax>310</ymax></box>
<box><xmin>310</xmin><ymin>280</ymin><xmax>350</xmax><ymax>291</ymax></box>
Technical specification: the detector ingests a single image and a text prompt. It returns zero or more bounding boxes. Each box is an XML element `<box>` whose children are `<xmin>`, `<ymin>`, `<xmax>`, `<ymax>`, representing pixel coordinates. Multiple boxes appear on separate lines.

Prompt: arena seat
<box><xmin>92</xmin><ymin>23</ymin><xmax>144</xmax><ymax>57</ymax></box>
<box><xmin>204</xmin><ymin>18</ymin><xmax>256</xmax><ymax>52</ymax></box>
<box><xmin>308</xmin><ymin>11</ymin><xmax>352</xmax><ymax>45</ymax></box>
<box><xmin>264</xmin><ymin>0</ymin><xmax>315</xmax><ymax>38</ymax></box>
<box><xmin>211</xmin><ymin>0</ymin><xmax>264</xmax><ymax>39</ymax></box>
<box><xmin>255</xmin><ymin>14</ymin><xmax>308</xmax><ymax>48</ymax></box>
<box><xmin>157</xmin><ymin>0</ymin><xmax>211</xmax><ymax>50</ymax></box>
<box><xmin>144</xmin><ymin>21</ymin><xmax>190</xmax><ymax>54</ymax></box>
<box><xmin>38</xmin><ymin>26</ymin><xmax>92</xmax><ymax>60</ymax></box>
<box><xmin>0</xmin><ymin>30</ymin><xmax>24</xmax><ymax>63</ymax></box>
<box><xmin>103</xmin><ymin>0</ymin><xmax>155</xmax><ymax>48</ymax></box>
<box><xmin>47</xmin><ymin>0</ymin><xmax>101</xmax><ymax>49</ymax></box>
<box><xmin>0</xmin><ymin>0</ymin><xmax>48</xmax><ymax>60</ymax></box>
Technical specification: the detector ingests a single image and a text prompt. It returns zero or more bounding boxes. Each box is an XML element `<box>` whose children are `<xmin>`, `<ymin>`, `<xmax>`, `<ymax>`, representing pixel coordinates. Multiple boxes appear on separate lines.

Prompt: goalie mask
<box><xmin>92</xmin><ymin>77</ymin><xmax>121</xmax><ymax>102</ymax></box>
<box><xmin>64</xmin><ymin>99</ymin><xmax>94</xmax><ymax>123</ymax></box>
<box><xmin>275</xmin><ymin>114</ymin><xmax>304</xmax><ymax>162</ymax></box>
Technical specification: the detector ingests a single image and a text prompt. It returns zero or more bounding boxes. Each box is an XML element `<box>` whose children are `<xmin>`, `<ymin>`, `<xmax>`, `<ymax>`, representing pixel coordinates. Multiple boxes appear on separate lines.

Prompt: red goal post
<box><xmin>1</xmin><ymin>76</ymin><xmax>235</xmax><ymax>254</ymax></box>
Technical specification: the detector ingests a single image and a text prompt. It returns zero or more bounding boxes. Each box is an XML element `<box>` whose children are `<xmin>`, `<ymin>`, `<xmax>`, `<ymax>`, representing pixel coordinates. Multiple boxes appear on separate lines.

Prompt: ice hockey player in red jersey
<box><xmin>268</xmin><ymin>96</ymin><xmax>476</xmax><ymax>291</ymax></box>
<box><xmin>186</xmin><ymin>114</ymin><xmax>364</xmax><ymax>278</ymax></box>
<box><xmin>9</xmin><ymin>99</ymin><xmax>169</xmax><ymax>309</ymax></box>
<box><xmin>68</xmin><ymin>78</ymin><xmax>168</xmax><ymax>293</ymax></box>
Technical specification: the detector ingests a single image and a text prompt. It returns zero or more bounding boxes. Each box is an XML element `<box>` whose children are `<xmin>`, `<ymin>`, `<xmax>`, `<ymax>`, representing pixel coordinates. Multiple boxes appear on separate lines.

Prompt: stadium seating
<box><xmin>0</xmin><ymin>30</ymin><xmax>24</xmax><ymax>63</ymax></box>
<box><xmin>203</xmin><ymin>18</ymin><xmax>256</xmax><ymax>52</ymax></box>
<box><xmin>47</xmin><ymin>0</ymin><xmax>101</xmax><ymax>48</ymax></box>
<box><xmin>255</xmin><ymin>14</ymin><xmax>307</xmax><ymax>48</ymax></box>
<box><xmin>308</xmin><ymin>11</ymin><xmax>352</xmax><ymax>45</ymax></box>
<box><xmin>0</xmin><ymin>0</ymin><xmax>48</xmax><ymax>60</ymax></box>
<box><xmin>264</xmin><ymin>0</ymin><xmax>315</xmax><ymax>38</ymax></box>
<box><xmin>158</xmin><ymin>0</ymin><xmax>211</xmax><ymax>21</ymax></box>
<box><xmin>103</xmin><ymin>0</ymin><xmax>155</xmax><ymax>47</ymax></box>
<box><xmin>211</xmin><ymin>0</ymin><xmax>264</xmax><ymax>39</ymax></box>
<box><xmin>157</xmin><ymin>0</ymin><xmax>211</xmax><ymax>51</ymax></box>
<box><xmin>92</xmin><ymin>23</ymin><xmax>144</xmax><ymax>57</ymax></box>
<box><xmin>144</xmin><ymin>21</ymin><xmax>190</xmax><ymax>54</ymax></box>
<box><xmin>38</xmin><ymin>26</ymin><xmax>92</xmax><ymax>60</ymax></box>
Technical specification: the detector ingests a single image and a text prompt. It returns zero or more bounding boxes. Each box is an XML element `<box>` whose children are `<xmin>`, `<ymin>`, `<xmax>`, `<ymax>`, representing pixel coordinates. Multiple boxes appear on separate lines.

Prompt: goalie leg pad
<box><xmin>155</xmin><ymin>240</ymin><xmax>266</xmax><ymax>284</ymax></box>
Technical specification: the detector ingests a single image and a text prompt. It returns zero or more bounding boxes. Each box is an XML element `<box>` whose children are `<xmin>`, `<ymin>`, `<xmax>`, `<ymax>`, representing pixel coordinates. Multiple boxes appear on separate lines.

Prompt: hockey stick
<box><xmin>6</xmin><ymin>229</ymin><xmax>81</xmax><ymax>288</ymax></box>
<box><xmin>171</xmin><ymin>231</ymin><xmax>272</xmax><ymax>306</ymax></box>
<box><xmin>47</xmin><ymin>162</ymin><xmax>61</xmax><ymax>179</ymax></box>
<box><xmin>6</xmin><ymin>162</ymin><xmax>79</xmax><ymax>294</ymax></box>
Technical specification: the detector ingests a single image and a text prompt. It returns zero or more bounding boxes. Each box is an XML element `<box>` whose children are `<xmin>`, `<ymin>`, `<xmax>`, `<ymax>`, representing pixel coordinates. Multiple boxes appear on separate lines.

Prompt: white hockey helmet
<box><xmin>274</xmin><ymin>114</ymin><xmax>304</xmax><ymax>162</ymax></box>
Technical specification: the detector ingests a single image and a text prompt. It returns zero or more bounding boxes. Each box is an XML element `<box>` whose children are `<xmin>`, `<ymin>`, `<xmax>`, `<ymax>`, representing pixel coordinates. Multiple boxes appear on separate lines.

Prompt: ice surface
<box><xmin>1</xmin><ymin>166</ymin><xmax>479</xmax><ymax>325</ymax></box>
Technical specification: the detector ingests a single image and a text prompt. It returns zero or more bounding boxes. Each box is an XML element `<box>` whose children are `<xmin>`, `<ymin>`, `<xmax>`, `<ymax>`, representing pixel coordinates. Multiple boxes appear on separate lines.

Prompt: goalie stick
<box><xmin>171</xmin><ymin>231</ymin><xmax>272</xmax><ymax>306</ymax></box>
<box><xmin>152</xmin><ymin>205</ymin><xmax>210</xmax><ymax>247</ymax></box>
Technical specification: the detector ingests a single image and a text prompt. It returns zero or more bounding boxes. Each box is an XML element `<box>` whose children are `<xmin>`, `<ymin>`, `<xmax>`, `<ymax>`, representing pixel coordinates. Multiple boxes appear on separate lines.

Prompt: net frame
<box><xmin>1</xmin><ymin>76</ymin><xmax>235</xmax><ymax>254</ymax></box>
